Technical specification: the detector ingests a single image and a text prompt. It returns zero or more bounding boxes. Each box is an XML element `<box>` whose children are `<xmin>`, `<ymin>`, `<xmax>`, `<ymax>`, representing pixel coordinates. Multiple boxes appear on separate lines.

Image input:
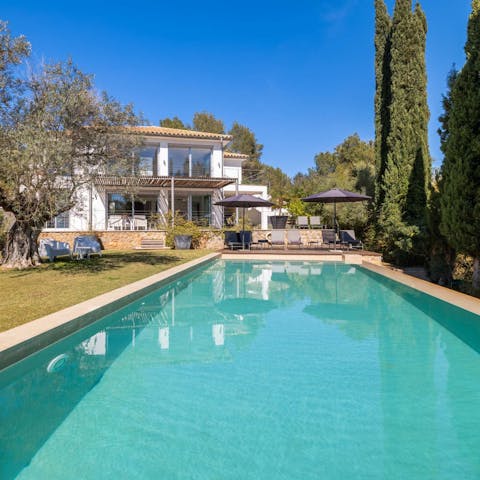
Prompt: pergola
<box><xmin>93</xmin><ymin>175</ymin><xmax>236</xmax><ymax>228</ymax></box>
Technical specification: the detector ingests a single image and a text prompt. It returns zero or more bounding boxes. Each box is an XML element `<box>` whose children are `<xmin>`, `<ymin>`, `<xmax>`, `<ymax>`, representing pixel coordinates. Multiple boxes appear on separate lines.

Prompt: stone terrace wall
<box><xmin>39</xmin><ymin>231</ymin><xmax>167</xmax><ymax>250</ymax></box>
<box><xmin>39</xmin><ymin>230</ymin><xmax>225</xmax><ymax>250</ymax></box>
<box><xmin>39</xmin><ymin>228</ymin><xmax>367</xmax><ymax>251</ymax></box>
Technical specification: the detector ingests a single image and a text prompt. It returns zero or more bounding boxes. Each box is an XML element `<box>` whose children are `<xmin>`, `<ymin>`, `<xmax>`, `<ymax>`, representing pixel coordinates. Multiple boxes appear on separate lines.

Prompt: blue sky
<box><xmin>2</xmin><ymin>0</ymin><xmax>472</xmax><ymax>176</ymax></box>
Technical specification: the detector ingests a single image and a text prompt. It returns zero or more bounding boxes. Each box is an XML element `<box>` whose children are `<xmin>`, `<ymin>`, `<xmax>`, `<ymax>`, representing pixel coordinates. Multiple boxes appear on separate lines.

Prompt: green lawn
<box><xmin>0</xmin><ymin>250</ymin><xmax>212</xmax><ymax>332</ymax></box>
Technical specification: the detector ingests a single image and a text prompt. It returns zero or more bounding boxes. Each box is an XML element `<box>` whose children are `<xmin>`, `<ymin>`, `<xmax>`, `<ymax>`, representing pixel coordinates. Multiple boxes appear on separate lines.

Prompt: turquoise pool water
<box><xmin>1</xmin><ymin>260</ymin><xmax>480</xmax><ymax>479</ymax></box>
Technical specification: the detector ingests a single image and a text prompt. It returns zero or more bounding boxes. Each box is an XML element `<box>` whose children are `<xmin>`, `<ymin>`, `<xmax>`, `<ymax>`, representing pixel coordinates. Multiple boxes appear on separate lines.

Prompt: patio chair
<box><xmin>310</xmin><ymin>216</ymin><xmax>321</xmax><ymax>229</ymax></box>
<box><xmin>286</xmin><ymin>230</ymin><xmax>303</xmax><ymax>249</ymax></box>
<box><xmin>340</xmin><ymin>230</ymin><xmax>363</xmax><ymax>250</ymax></box>
<box><xmin>133</xmin><ymin>215</ymin><xmax>148</xmax><ymax>230</ymax></box>
<box><xmin>224</xmin><ymin>231</ymin><xmax>242</xmax><ymax>250</ymax></box>
<box><xmin>321</xmin><ymin>229</ymin><xmax>337</xmax><ymax>248</ymax></box>
<box><xmin>268</xmin><ymin>230</ymin><xmax>285</xmax><ymax>248</ymax></box>
<box><xmin>296</xmin><ymin>216</ymin><xmax>309</xmax><ymax>229</ymax></box>
<box><xmin>107</xmin><ymin>215</ymin><xmax>123</xmax><ymax>230</ymax></box>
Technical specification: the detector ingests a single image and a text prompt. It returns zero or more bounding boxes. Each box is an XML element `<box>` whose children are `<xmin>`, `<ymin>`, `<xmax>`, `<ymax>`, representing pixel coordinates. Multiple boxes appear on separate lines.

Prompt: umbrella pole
<box><xmin>333</xmin><ymin>201</ymin><xmax>337</xmax><ymax>249</ymax></box>
<box><xmin>242</xmin><ymin>207</ymin><xmax>246</xmax><ymax>249</ymax></box>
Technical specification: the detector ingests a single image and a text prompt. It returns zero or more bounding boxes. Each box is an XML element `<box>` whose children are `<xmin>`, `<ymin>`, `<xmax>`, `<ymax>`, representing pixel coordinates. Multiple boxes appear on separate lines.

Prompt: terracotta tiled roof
<box><xmin>128</xmin><ymin>126</ymin><xmax>232</xmax><ymax>141</ymax></box>
<box><xmin>223</xmin><ymin>151</ymin><xmax>250</xmax><ymax>159</ymax></box>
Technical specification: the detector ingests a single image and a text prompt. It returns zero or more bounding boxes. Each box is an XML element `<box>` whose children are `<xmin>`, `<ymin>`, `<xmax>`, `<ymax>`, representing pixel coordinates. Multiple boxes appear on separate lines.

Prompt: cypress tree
<box><xmin>374</xmin><ymin>0</ymin><xmax>431</xmax><ymax>263</ymax></box>
<box><xmin>374</xmin><ymin>0</ymin><xmax>392</xmax><ymax>209</ymax></box>
<box><xmin>439</xmin><ymin>0</ymin><xmax>480</xmax><ymax>288</ymax></box>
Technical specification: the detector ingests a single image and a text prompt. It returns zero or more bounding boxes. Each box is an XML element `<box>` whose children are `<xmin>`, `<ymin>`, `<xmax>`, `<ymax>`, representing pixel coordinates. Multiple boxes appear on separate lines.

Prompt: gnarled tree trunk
<box><xmin>2</xmin><ymin>221</ymin><xmax>41</xmax><ymax>269</ymax></box>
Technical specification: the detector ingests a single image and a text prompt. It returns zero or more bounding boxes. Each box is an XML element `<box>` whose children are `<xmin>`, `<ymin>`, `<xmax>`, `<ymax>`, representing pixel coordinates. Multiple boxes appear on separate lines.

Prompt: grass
<box><xmin>0</xmin><ymin>249</ymin><xmax>212</xmax><ymax>332</ymax></box>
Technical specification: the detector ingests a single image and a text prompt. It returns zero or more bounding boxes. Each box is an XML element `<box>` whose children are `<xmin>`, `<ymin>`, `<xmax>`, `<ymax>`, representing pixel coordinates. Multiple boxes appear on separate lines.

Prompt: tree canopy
<box><xmin>159</xmin><ymin>116</ymin><xmax>187</xmax><ymax>129</ymax></box>
<box><xmin>292</xmin><ymin>134</ymin><xmax>375</xmax><ymax>232</ymax></box>
<box><xmin>0</xmin><ymin>23</ymin><xmax>142</xmax><ymax>268</ymax></box>
<box><xmin>192</xmin><ymin>111</ymin><xmax>225</xmax><ymax>134</ymax></box>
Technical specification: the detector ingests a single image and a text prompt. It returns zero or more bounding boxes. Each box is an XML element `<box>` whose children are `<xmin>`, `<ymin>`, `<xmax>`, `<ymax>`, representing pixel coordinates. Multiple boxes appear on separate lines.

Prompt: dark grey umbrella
<box><xmin>215</xmin><ymin>194</ymin><xmax>275</xmax><ymax>247</ymax></box>
<box><xmin>302</xmin><ymin>189</ymin><xmax>371</xmax><ymax>247</ymax></box>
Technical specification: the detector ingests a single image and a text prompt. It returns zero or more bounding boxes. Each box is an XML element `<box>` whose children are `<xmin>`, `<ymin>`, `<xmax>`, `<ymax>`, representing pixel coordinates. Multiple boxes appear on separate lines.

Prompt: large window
<box><xmin>168</xmin><ymin>147</ymin><xmax>190</xmax><ymax>177</ymax></box>
<box><xmin>106</xmin><ymin>146</ymin><xmax>157</xmax><ymax>177</ymax></box>
<box><xmin>134</xmin><ymin>146</ymin><xmax>157</xmax><ymax>176</ymax></box>
<box><xmin>191</xmin><ymin>195</ymin><xmax>211</xmax><ymax>226</ymax></box>
<box><xmin>191</xmin><ymin>148</ymin><xmax>212</xmax><ymax>177</ymax></box>
<box><xmin>46</xmin><ymin>211</ymin><xmax>70</xmax><ymax>229</ymax></box>
<box><xmin>169</xmin><ymin>146</ymin><xmax>211</xmax><ymax>177</ymax></box>
<box><xmin>169</xmin><ymin>192</ymin><xmax>212</xmax><ymax>225</ymax></box>
<box><xmin>108</xmin><ymin>193</ymin><xmax>157</xmax><ymax>216</ymax></box>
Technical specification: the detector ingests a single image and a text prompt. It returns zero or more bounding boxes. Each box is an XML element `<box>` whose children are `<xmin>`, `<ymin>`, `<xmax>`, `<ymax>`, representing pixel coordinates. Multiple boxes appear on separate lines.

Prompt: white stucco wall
<box><xmin>211</xmin><ymin>144</ymin><xmax>223</xmax><ymax>177</ymax></box>
<box><xmin>91</xmin><ymin>186</ymin><xmax>107</xmax><ymax>230</ymax></box>
<box><xmin>158</xmin><ymin>142</ymin><xmax>168</xmax><ymax>176</ymax></box>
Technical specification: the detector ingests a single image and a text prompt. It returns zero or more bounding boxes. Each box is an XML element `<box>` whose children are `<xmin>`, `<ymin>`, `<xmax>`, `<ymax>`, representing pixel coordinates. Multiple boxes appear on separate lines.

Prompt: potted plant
<box><xmin>268</xmin><ymin>195</ymin><xmax>290</xmax><ymax>229</ymax></box>
<box><xmin>174</xmin><ymin>234</ymin><xmax>192</xmax><ymax>250</ymax></box>
<box><xmin>165</xmin><ymin>213</ymin><xmax>202</xmax><ymax>249</ymax></box>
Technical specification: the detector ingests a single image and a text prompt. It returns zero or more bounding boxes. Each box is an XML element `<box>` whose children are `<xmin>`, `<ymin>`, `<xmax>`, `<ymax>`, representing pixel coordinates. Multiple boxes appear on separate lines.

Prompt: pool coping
<box><xmin>362</xmin><ymin>262</ymin><xmax>480</xmax><ymax>316</ymax></box>
<box><xmin>0</xmin><ymin>252</ymin><xmax>221</xmax><ymax>370</ymax></box>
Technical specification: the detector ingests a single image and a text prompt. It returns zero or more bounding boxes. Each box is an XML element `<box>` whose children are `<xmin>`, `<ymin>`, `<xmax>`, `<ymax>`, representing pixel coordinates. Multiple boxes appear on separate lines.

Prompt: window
<box><xmin>191</xmin><ymin>148</ymin><xmax>211</xmax><ymax>177</ymax></box>
<box><xmin>46</xmin><ymin>211</ymin><xmax>70</xmax><ymax>229</ymax></box>
<box><xmin>168</xmin><ymin>146</ymin><xmax>211</xmax><ymax>177</ymax></box>
<box><xmin>168</xmin><ymin>147</ymin><xmax>190</xmax><ymax>177</ymax></box>
<box><xmin>191</xmin><ymin>195</ymin><xmax>211</xmax><ymax>225</ymax></box>
<box><xmin>134</xmin><ymin>146</ymin><xmax>157</xmax><ymax>176</ymax></box>
<box><xmin>106</xmin><ymin>146</ymin><xmax>157</xmax><ymax>177</ymax></box>
<box><xmin>107</xmin><ymin>193</ymin><xmax>157</xmax><ymax>216</ymax></box>
<box><xmin>169</xmin><ymin>192</ymin><xmax>211</xmax><ymax>225</ymax></box>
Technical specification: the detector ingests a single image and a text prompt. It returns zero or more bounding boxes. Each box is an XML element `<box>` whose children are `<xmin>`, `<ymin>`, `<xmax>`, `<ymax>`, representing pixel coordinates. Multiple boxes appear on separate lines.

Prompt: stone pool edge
<box><xmin>0</xmin><ymin>252</ymin><xmax>221</xmax><ymax>370</ymax></box>
<box><xmin>362</xmin><ymin>262</ymin><xmax>480</xmax><ymax>316</ymax></box>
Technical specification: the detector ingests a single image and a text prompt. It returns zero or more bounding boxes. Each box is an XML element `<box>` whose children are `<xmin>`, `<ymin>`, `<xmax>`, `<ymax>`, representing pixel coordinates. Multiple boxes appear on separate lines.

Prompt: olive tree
<box><xmin>0</xmin><ymin>23</ymin><xmax>142</xmax><ymax>268</ymax></box>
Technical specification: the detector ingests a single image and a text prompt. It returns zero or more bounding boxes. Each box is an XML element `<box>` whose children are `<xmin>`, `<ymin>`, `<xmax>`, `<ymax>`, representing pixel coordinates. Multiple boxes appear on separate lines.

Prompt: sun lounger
<box><xmin>340</xmin><ymin>230</ymin><xmax>363</xmax><ymax>249</ymax></box>
<box><xmin>239</xmin><ymin>231</ymin><xmax>253</xmax><ymax>249</ymax></box>
<box><xmin>224</xmin><ymin>231</ymin><xmax>242</xmax><ymax>250</ymax></box>
<box><xmin>286</xmin><ymin>230</ymin><xmax>303</xmax><ymax>248</ymax></box>
<box><xmin>321</xmin><ymin>229</ymin><xmax>337</xmax><ymax>248</ymax></box>
<box><xmin>268</xmin><ymin>230</ymin><xmax>285</xmax><ymax>248</ymax></box>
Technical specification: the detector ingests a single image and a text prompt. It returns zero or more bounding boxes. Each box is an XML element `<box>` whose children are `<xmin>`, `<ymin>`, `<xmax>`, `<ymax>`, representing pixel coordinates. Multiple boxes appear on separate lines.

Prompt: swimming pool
<box><xmin>1</xmin><ymin>260</ymin><xmax>480</xmax><ymax>479</ymax></box>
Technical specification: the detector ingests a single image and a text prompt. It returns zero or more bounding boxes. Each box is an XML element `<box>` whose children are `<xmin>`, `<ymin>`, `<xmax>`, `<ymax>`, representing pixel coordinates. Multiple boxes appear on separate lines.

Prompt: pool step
<box><xmin>135</xmin><ymin>239</ymin><xmax>169</xmax><ymax>250</ymax></box>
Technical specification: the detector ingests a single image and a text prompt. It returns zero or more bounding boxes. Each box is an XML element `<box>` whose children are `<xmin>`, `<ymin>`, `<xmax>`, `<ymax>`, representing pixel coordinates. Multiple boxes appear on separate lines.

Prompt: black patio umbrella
<box><xmin>302</xmin><ymin>189</ymin><xmax>371</xmax><ymax>247</ymax></box>
<box><xmin>215</xmin><ymin>194</ymin><xmax>275</xmax><ymax>246</ymax></box>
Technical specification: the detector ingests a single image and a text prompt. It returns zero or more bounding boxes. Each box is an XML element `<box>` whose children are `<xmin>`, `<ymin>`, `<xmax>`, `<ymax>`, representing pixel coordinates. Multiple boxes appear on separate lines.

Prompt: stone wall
<box><xmin>39</xmin><ymin>231</ymin><xmax>167</xmax><ymax>250</ymax></box>
<box><xmin>39</xmin><ymin>229</ymin><xmax>225</xmax><ymax>250</ymax></box>
<box><xmin>39</xmin><ymin>228</ymin><xmax>377</xmax><ymax>254</ymax></box>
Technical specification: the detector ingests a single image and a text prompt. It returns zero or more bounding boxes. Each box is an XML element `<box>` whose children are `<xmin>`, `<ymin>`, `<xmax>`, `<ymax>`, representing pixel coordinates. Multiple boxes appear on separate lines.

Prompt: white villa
<box><xmin>45</xmin><ymin>126</ymin><xmax>271</xmax><ymax>234</ymax></box>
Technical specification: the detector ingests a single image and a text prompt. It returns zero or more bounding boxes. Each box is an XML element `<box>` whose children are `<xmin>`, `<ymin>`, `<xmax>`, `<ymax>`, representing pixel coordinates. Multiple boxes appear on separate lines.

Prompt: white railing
<box><xmin>223</xmin><ymin>166</ymin><xmax>242</xmax><ymax>182</ymax></box>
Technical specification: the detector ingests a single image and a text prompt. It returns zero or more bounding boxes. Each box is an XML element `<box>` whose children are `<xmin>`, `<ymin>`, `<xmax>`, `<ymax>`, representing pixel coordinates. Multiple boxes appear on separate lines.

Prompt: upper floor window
<box><xmin>106</xmin><ymin>146</ymin><xmax>157</xmax><ymax>177</ymax></box>
<box><xmin>134</xmin><ymin>146</ymin><xmax>157</xmax><ymax>176</ymax></box>
<box><xmin>168</xmin><ymin>146</ymin><xmax>211</xmax><ymax>177</ymax></box>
